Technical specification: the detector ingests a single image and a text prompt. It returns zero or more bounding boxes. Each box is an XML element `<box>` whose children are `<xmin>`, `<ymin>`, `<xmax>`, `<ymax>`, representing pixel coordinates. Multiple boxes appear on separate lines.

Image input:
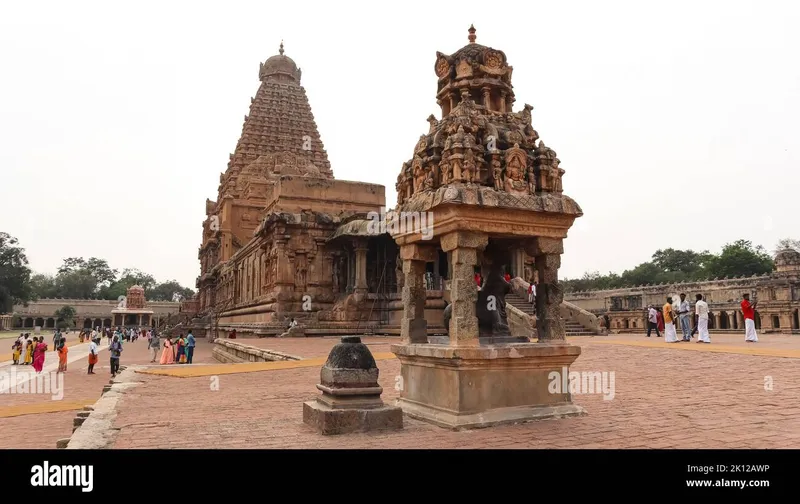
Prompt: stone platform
<box><xmin>392</xmin><ymin>342</ymin><xmax>584</xmax><ymax>429</ymax></box>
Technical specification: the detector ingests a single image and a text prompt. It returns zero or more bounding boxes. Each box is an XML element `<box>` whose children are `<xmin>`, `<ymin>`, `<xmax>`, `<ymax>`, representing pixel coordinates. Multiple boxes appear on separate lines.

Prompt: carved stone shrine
<box><xmin>390</xmin><ymin>26</ymin><xmax>586</xmax><ymax>429</ymax></box>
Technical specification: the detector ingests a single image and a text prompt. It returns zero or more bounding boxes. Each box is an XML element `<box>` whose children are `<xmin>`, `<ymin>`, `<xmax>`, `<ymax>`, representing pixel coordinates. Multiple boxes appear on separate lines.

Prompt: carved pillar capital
<box><xmin>440</xmin><ymin>231</ymin><xmax>488</xmax><ymax>253</ymax></box>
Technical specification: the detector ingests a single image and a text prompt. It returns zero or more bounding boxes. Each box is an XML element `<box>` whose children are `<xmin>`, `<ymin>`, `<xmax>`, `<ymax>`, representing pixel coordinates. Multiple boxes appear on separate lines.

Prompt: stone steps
<box><xmin>506</xmin><ymin>294</ymin><xmax>595</xmax><ymax>336</ymax></box>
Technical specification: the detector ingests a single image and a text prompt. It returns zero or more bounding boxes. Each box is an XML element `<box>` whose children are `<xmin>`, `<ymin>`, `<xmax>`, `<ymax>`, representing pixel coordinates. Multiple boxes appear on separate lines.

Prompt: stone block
<box><xmin>391</xmin><ymin>342</ymin><xmax>585</xmax><ymax>429</ymax></box>
<box><xmin>303</xmin><ymin>401</ymin><xmax>403</xmax><ymax>435</ymax></box>
<box><xmin>56</xmin><ymin>438</ymin><xmax>70</xmax><ymax>449</ymax></box>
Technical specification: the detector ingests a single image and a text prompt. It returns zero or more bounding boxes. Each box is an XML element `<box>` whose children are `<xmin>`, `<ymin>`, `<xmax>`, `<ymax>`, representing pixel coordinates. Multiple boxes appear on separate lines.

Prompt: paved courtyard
<box><xmin>2</xmin><ymin>332</ymin><xmax>799</xmax><ymax>449</ymax></box>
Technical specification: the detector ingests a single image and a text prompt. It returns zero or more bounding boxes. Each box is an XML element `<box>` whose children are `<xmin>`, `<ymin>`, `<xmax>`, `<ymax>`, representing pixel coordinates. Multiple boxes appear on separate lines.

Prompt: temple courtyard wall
<box><xmin>565</xmin><ymin>273</ymin><xmax>800</xmax><ymax>334</ymax></box>
<box><xmin>11</xmin><ymin>298</ymin><xmax>183</xmax><ymax>330</ymax></box>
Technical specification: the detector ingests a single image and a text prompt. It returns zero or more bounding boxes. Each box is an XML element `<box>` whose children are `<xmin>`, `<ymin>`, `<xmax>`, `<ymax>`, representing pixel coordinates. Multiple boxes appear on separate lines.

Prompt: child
<box><xmin>57</xmin><ymin>341</ymin><xmax>68</xmax><ymax>373</ymax></box>
<box><xmin>12</xmin><ymin>341</ymin><xmax>21</xmax><ymax>365</ymax></box>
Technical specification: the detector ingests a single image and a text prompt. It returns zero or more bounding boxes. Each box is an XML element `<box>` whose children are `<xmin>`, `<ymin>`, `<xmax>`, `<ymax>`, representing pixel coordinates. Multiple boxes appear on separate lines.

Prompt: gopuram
<box><xmin>389</xmin><ymin>26</ymin><xmax>586</xmax><ymax>429</ymax></box>
<box><xmin>194</xmin><ymin>44</ymin><xmax>447</xmax><ymax>338</ymax></box>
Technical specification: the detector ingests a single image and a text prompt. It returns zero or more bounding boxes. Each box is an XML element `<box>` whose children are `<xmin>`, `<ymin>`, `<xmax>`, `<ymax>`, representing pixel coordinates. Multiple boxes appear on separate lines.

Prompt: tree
<box><xmin>54</xmin><ymin>305</ymin><xmax>76</xmax><ymax>329</ymax></box>
<box><xmin>776</xmin><ymin>238</ymin><xmax>800</xmax><ymax>253</ymax></box>
<box><xmin>705</xmin><ymin>240</ymin><xmax>774</xmax><ymax>278</ymax></box>
<box><xmin>55</xmin><ymin>270</ymin><xmax>98</xmax><ymax>299</ymax></box>
<box><xmin>0</xmin><ymin>233</ymin><xmax>34</xmax><ymax>313</ymax></box>
<box><xmin>149</xmin><ymin>280</ymin><xmax>195</xmax><ymax>302</ymax></box>
<box><xmin>29</xmin><ymin>273</ymin><xmax>58</xmax><ymax>298</ymax></box>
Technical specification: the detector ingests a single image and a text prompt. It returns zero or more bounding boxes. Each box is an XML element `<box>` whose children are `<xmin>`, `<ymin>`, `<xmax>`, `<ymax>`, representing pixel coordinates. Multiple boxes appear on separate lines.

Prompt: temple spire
<box><xmin>279</xmin><ymin>40</ymin><xmax>284</xmax><ymax>55</ymax></box>
<box><xmin>468</xmin><ymin>24</ymin><xmax>476</xmax><ymax>44</ymax></box>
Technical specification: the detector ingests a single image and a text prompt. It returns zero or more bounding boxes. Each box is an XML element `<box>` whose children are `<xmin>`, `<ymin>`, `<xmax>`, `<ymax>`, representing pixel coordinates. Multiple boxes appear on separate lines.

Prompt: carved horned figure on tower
<box><xmin>535</xmin><ymin>141</ymin><xmax>562</xmax><ymax>193</ymax></box>
<box><xmin>503</xmin><ymin>143</ymin><xmax>529</xmax><ymax>195</ymax></box>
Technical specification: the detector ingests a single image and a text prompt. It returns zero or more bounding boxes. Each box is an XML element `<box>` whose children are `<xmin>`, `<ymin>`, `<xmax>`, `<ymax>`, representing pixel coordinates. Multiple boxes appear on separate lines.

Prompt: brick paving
<box><xmin>0</xmin><ymin>337</ymin><xmax>214</xmax><ymax>448</ymax></box>
<box><xmin>108</xmin><ymin>333</ymin><xmax>800</xmax><ymax>449</ymax></box>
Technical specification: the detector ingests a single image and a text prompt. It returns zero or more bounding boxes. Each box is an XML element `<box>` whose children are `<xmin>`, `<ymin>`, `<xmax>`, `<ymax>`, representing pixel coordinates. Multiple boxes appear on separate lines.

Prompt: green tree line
<box><xmin>562</xmin><ymin>238</ymin><xmax>798</xmax><ymax>293</ymax></box>
<box><xmin>0</xmin><ymin>232</ymin><xmax>195</xmax><ymax>312</ymax></box>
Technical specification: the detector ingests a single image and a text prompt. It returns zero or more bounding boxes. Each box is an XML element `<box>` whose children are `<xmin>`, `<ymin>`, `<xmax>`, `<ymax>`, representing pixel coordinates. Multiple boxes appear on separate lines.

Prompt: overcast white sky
<box><xmin>1</xmin><ymin>0</ymin><xmax>798</xmax><ymax>289</ymax></box>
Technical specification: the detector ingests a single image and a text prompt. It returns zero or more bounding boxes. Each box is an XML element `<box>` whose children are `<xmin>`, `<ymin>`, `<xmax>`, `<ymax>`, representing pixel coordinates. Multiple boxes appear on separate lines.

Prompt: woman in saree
<box><xmin>32</xmin><ymin>337</ymin><xmax>48</xmax><ymax>373</ymax></box>
<box><xmin>160</xmin><ymin>336</ymin><xmax>174</xmax><ymax>365</ymax></box>
<box><xmin>176</xmin><ymin>334</ymin><xmax>187</xmax><ymax>364</ymax></box>
<box><xmin>57</xmin><ymin>340</ymin><xmax>68</xmax><ymax>373</ymax></box>
<box><xmin>24</xmin><ymin>339</ymin><xmax>34</xmax><ymax>365</ymax></box>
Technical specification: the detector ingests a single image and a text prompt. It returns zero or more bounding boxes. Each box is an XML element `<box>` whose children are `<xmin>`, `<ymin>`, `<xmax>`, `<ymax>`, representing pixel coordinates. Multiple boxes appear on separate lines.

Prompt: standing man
<box><xmin>663</xmin><ymin>297</ymin><xmax>679</xmax><ymax>343</ymax></box>
<box><xmin>695</xmin><ymin>293</ymin><xmax>711</xmax><ymax>343</ymax></box>
<box><xmin>185</xmin><ymin>330</ymin><xmax>196</xmax><ymax>364</ymax></box>
<box><xmin>677</xmin><ymin>293</ymin><xmax>693</xmax><ymax>341</ymax></box>
<box><xmin>149</xmin><ymin>331</ymin><xmax>161</xmax><ymax>363</ymax></box>
<box><xmin>742</xmin><ymin>293</ymin><xmax>759</xmax><ymax>342</ymax></box>
<box><xmin>646</xmin><ymin>306</ymin><xmax>661</xmax><ymax>337</ymax></box>
<box><xmin>87</xmin><ymin>337</ymin><xmax>98</xmax><ymax>375</ymax></box>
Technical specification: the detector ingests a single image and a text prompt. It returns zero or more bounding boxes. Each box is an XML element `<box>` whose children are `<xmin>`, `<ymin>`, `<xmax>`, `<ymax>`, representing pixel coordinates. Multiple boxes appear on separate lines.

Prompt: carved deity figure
<box><xmin>450</xmin><ymin>155</ymin><xmax>463</xmax><ymax>182</ymax></box>
<box><xmin>527</xmin><ymin>167</ymin><xmax>537</xmax><ymax>193</ymax></box>
<box><xmin>491</xmin><ymin>156</ymin><xmax>503</xmax><ymax>191</ymax></box>
<box><xmin>462</xmin><ymin>148</ymin><xmax>476</xmax><ymax>183</ymax></box>
<box><xmin>423</xmin><ymin>168</ymin><xmax>434</xmax><ymax>191</ymax></box>
<box><xmin>503</xmin><ymin>144</ymin><xmax>529</xmax><ymax>195</ymax></box>
<box><xmin>396</xmin><ymin>174</ymin><xmax>406</xmax><ymax>205</ymax></box>
<box><xmin>535</xmin><ymin>141</ymin><xmax>560</xmax><ymax>192</ymax></box>
<box><xmin>412</xmin><ymin>159</ymin><xmax>425</xmax><ymax>193</ymax></box>
<box><xmin>439</xmin><ymin>153</ymin><xmax>452</xmax><ymax>185</ymax></box>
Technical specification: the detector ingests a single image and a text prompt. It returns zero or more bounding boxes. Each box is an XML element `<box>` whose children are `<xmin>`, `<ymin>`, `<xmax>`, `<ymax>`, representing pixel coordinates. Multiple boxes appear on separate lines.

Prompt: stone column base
<box><xmin>391</xmin><ymin>342</ymin><xmax>585</xmax><ymax>430</ymax></box>
<box><xmin>303</xmin><ymin>401</ymin><xmax>403</xmax><ymax>435</ymax></box>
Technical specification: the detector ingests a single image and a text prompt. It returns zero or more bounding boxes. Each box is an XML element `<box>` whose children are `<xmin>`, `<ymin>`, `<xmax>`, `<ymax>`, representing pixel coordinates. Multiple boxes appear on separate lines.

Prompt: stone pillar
<box><xmin>736</xmin><ymin>310</ymin><xmax>744</xmax><ymax>329</ymax></box>
<box><xmin>526</xmin><ymin>237</ymin><xmax>565</xmax><ymax>343</ymax></box>
<box><xmin>441</xmin><ymin>232</ymin><xmax>488</xmax><ymax>346</ymax></box>
<box><xmin>714</xmin><ymin>313</ymin><xmax>721</xmax><ymax>330</ymax></box>
<box><xmin>727</xmin><ymin>313</ymin><xmax>734</xmax><ymax>330</ymax></box>
<box><xmin>482</xmin><ymin>87</ymin><xmax>491</xmax><ymax>110</ymax></box>
<box><xmin>354</xmin><ymin>239</ymin><xmax>368</xmax><ymax>295</ymax></box>
<box><xmin>499</xmin><ymin>91</ymin><xmax>507</xmax><ymax>113</ymax></box>
<box><xmin>399</xmin><ymin>244</ymin><xmax>437</xmax><ymax>344</ymax></box>
<box><xmin>779</xmin><ymin>312</ymin><xmax>793</xmax><ymax>333</ymax></box>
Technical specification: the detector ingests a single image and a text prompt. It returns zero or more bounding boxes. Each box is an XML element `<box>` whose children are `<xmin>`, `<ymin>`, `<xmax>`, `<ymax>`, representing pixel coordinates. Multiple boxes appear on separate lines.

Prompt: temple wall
<box><xmin>566</xmin><ymin>274</ymin><xmax>800</xmax><ymax>334</ymax></box>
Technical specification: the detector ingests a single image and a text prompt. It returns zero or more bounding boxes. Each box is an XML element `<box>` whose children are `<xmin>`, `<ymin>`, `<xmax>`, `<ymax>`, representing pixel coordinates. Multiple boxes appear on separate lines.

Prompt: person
<box><xmin>87</xmin><ymin>337</ymin><xmax>99</xmax><ymax>374</ymax></box>
<box><xmin>528</xmin><ymin>281</ymin><xmax>536</xmax><ymax>304</ymax></box>
<box><xmin>160</xmin><ymin>336</ymin><xmax>174</xmax><ymax>365</ymax></box>
<box><xmin>228</xmin><ymin>329</ymin><xmax>237</xmax><ymax>339</ymax></box>
<box><xmin>646</xmin><ymin>306</ymin><xmax>661</xmax><ymax>337</ymax></box>
<box><xmin>149</xmin><ymin>331</ymin><xmax>161</xmax><ymax>363</ymax></box>
<box><xmin>24</xmin><ymin>338</ymin><xmax>34</xmax><ymax>365</ymax></box>
<box><xmin>289</xmin><ymin>318</ymin><xmax>297</xmax><ymax>329</ymax></box>
<box><xmin>185</xmin><ymin>330</ymin><xmax>196</xmax><ymax>364</ymax></box>
<box><xmin>52</xmin><ymin>329</ymin><xmax>61</xmax><ymax>352</ymax></box>
<box><xmin>504</xmin><ymin>272</ymin><xmax>511</xmax><ymax>282</ymax></box>
<box><xmin>677</xmin><ymin>293</ymin><xmax>692</xmax><ymax>341</ymax></box>
<box><xmin>57</xmin><ymin>340</ymin><xmax>69</xmax><ymax>372</ymax></box>
<box><xmin>662</xmin><ymin>297</ymin><xmax>679</xmax><ymax>343</ymax></box>
<box><xmin>742</xmin><ymin>293</ymin><xmax>758</xmax><ymax>342</ymax></box>
<box><xmin>32</xmin><ymin>337</ymin><xmax>48</xmax><ymax>373</ymax></box>
<box><xmin>175</xmin><ymin>334</ymin><xmax>186</xmax><ymax>363</ymax></box>
<box><xmin>109</xmin><ymin>335</ymin><xmax>122</xmax><ymax>377</ymax></box>
<box><xmin>656</xmin><ymin>308</ymin><xmax>665</xmax><ymax>333</ymax></box>
<box><xmin>695</xmin><ymin>293</ymin><xmax>711</xmax><ymax>343</ymax></box>
<box><xmin>11</xmin><ymin>341</ymin><xmax>21</xmax><ymax>365</ymax></box>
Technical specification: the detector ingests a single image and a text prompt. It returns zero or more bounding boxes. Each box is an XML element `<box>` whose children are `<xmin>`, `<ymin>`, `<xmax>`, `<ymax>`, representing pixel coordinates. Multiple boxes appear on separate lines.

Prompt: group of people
<box><xmin>10</xmin><ymin>331</ymin><xmax>69</xmax><ymax>373</ymax></box>
<box><xmin>155</xmin><ymin>331</ymin><xmax>196</xmax><ymax>365</ymax></box>
<box><xmin>646</xmin><ymin>292</ymin><xmax>759</xmax><ymax>344</ymax></box>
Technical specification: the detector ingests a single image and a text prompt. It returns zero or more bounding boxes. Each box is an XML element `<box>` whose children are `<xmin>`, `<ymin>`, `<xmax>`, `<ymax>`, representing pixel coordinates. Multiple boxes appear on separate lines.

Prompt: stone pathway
<box><xmin>0</xmin><ymin>337</ymin><xmax>214</xmax><ymax>448</ymax></box>
<box><xmin>103</xmin><ymin>333</ymin><xmax>800</xmax><ymax>449</ymax></box>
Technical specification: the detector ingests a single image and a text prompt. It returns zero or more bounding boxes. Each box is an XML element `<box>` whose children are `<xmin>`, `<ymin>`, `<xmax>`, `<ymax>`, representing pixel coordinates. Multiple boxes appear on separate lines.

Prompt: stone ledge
<box><xmin>391</xmin><ymin>342</ymin><xmax>580</xmax><ymax>361</ymax></box>
<box><xmin>61</xmin><ymin>367</ymin><xmax>143</xmax><ymax>449</ymax></box>
<box><xmin>212</xmin><ymin>339</ymin><xmax>302</xmax><ymax>363</ymax></box>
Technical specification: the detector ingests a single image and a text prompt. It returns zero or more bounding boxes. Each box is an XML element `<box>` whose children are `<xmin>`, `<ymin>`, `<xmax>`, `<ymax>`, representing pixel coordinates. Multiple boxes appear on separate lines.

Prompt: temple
<box><xmin>193</xmin><ymin>43</ymin><xmax>438</xmax><ymax>338</ymax></box>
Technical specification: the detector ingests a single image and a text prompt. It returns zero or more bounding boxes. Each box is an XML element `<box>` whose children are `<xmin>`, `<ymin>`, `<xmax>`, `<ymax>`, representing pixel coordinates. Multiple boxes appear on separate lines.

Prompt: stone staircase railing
<box><xmin>508</xmin><ymin>277</ymin><xmax>604</xmax><ymax>335</ymax></box>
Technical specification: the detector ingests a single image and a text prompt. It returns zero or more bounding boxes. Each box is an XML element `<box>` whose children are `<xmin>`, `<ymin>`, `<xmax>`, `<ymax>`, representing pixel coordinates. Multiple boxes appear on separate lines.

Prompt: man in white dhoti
<box><xmin>695</xmin><ymin>293</ymin><xmax>711</xmax><ymax>343</ymax></box>
<box><xmin>741</xmin><ymin>293</ymin><xmax>758</xmax><ymax>342</ymax></box>
<box><xmin>662</xmin><ymin>297</ymin><xmax>679</xmax><ymax>343</ymax></box>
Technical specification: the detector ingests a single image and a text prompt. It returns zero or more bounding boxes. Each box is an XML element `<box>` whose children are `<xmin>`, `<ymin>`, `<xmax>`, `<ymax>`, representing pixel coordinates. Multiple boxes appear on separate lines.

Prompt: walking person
<box><xmin>32</xmin><ymin>337</ymin><xmax>48</xmax><ymax>373</ymax></box>
<box><xmin>149</xmin><ymin>331</ymin><xmax>161</xmax><ymax>363</ymax></box>
<box><xmin>109</xmin><ymin>335</ymin><xmax>123</xmax><ymax>377</ymax></box>
<box><xmin>185</xmin><ymin>330</ymin><xmax>196</xmax><ymax>364</ymax></box>
<box><xmin>742</xmin><ymin>293</ymin><xmax>759</xmax><ymax>342</ymax></box>
<box><xmin>87</xmin><ymin>337</ymin><xmax>98</xmax><ymax>374</ymax></box>
<box><xmin>663</xmin><ymin>297</ymin><xmax>679</xmax><ymax>343</ymax></box>
<box><xmin>160</xmin><ymin>336</ymin><xmax>174</xmax><ymax>365</ymax></box>
<box><xmin>677</xmin><ymin>293</ymin><xmax>693</xmax><ymax>341</ymax></box>
<box><xmin>646</xmin><ymin>306</ymin><xmax>661</xmax><ymax>337</ymax></box>
<box><xmin>694</xmin><ymin>293</ymin><xmax>711</xmax><ymax>343</ymax></box>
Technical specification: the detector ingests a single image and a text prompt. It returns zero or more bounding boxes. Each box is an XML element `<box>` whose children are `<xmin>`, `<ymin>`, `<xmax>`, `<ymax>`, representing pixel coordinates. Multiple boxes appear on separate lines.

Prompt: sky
<box><xmin>1</xmin><ymin>0</ymin><xmax>798</xmax><ymax>289</ymax></box>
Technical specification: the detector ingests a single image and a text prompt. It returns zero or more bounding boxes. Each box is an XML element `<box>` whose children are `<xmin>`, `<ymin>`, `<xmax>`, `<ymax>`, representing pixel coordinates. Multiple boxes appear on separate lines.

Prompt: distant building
<box><xmin>565</xmin><ymin>249</ymin><xmax>800</xmax><ymax>334</ymax></box>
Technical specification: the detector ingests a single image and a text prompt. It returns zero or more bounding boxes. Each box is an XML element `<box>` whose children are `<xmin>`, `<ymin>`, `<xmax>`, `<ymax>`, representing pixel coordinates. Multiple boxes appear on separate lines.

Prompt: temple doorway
<box><xmin>793</xmin><ymin>309</ymin><xmax>799</xmax><ymax>330</ymax></box>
